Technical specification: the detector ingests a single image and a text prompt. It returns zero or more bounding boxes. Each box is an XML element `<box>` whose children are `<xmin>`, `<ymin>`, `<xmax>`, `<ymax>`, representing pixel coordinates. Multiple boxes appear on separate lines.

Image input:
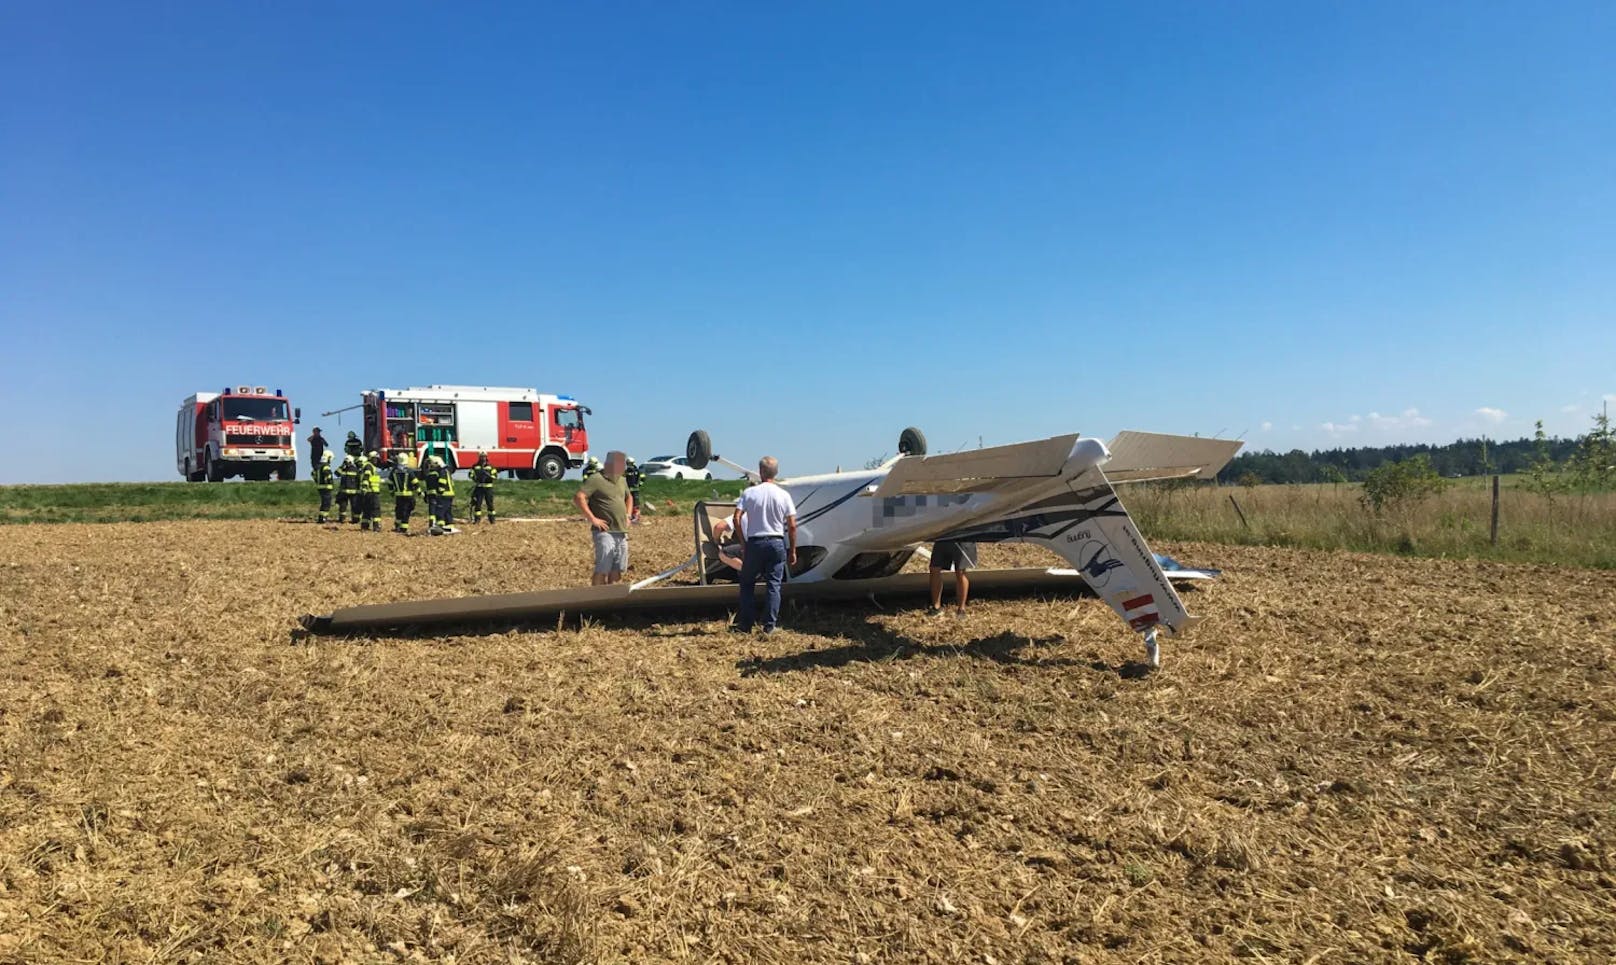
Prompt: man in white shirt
<box><xmin>732</xmin><ymin>456</ymin><xmax>797</xmax><ymax>634</ymax></box>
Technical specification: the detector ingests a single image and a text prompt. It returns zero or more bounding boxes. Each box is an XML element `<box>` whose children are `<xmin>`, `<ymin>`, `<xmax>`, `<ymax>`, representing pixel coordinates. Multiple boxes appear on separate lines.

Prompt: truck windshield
<box><xmin>222</xmin><ymin>398</ymin><xmax>290</xmax><ymax>421</ymax></box>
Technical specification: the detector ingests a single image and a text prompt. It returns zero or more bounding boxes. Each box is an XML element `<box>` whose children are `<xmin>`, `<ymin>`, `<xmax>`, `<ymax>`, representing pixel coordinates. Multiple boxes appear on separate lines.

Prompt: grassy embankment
<box><xmin>1128</xmin><ymin>475</ymin><xmax>1616</xmax><ymax>569</ymax></box>
<box><xmin>0</xmin><ymin>478</ymin><xmax>749</xmax><ymax>525</ymax></box>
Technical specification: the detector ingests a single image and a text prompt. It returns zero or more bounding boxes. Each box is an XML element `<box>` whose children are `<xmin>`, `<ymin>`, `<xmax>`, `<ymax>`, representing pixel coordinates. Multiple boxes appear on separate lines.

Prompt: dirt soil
<box><xmin>1</xmin><ymin>518</ymin><xmax>1613</xmax><ymax>963</ymax></box>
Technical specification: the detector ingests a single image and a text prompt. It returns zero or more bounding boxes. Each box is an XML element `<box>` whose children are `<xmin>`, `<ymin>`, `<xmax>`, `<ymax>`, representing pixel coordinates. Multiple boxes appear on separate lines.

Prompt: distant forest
<box><xmin>1215</xmin><ymin>436</ymin><xmax>1581</xmax><ymax>485</ymax></box>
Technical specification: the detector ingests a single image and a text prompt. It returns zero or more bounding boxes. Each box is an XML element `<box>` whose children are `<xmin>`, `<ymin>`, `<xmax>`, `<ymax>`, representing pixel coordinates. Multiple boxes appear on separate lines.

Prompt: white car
<box><xmin>641</xmin><ymin>455</ymin><xmax>712</xmax><ymax>480</ymax></box>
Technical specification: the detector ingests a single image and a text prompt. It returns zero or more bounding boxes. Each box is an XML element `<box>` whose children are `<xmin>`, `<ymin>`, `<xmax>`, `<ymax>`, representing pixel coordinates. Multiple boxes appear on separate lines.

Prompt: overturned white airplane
<box><xmin>302</xmin><ymin>428</ymin><xmax>1241</xmax><ymax>667</ymax></box>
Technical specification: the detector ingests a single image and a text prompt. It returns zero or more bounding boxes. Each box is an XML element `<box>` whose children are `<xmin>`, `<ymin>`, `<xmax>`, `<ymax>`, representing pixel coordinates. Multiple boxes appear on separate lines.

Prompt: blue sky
<box><xmin>2</xmin><ymin>1</ymin><xmax>1612</xmax><ymax>484</ymax></box>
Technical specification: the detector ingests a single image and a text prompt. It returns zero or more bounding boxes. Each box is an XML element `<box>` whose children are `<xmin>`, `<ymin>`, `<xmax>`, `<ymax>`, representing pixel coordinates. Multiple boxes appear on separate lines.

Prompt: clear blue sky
<box><xmin>2</xmin><ymin>1</ymin><xmax>1612</xmax><ymax>484</ymax></box>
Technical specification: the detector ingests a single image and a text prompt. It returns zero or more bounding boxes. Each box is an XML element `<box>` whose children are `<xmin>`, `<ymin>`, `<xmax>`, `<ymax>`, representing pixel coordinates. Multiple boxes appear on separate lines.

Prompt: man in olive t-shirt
<box><xmin>573</xmin><ymin>451</ymin><xmax>634</xmax><ymax>585</ymax></box>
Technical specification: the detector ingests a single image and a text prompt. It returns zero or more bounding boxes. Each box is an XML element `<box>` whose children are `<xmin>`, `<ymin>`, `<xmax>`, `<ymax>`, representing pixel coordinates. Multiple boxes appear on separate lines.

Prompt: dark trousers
<box><xmin>472</xmin><ymin>488</ymin><xmax>494</xmax><ymax>520</ymax></box>
<box><xmin>394</xmin><ymin>495</ymin><xmax>415</xmax><ymax>530</ymax></box>
<box><xmin>318</xmin><ymin>489</ymin><xmax>332</xmax><ymax>518</ymax></box>
<box><xmin>361</xmin><ymin>493</ymin><xmax>380</xmax><ymax>524</ymax></box>
<box><xmin>737</xmin><ymin>536</ymin><xmax>787</xmax><ymax>630</ymax></box>
<box><xmin>336</xmin><ymin>492</ymin><xmax>353</xmax><ymax>519</ymax></box>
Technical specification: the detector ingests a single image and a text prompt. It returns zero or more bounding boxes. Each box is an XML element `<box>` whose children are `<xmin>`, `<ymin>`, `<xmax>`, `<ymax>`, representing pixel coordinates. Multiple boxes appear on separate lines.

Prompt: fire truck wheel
<box><xmin>278</xmin><ymin>463</ymin><xmax>297</xmax><ymax>482</ymax></box>
<box><xmin>898</xmin><ymin>426</ymin><xmax>928</xmax><ymax>457</ymax></box>
<box><xmin>206</xmin><ymin>456</ymin><xmax>224</xmax><ymax>482</ymax></box>
<box><xmin>536</xmin><ymin>453</ymin><xmax>566</xmax><ymax>481</ymax></box>
<box><xmin>686</xmin><ymin>430</ymin><xmax>713</xmax><ymax>470</ymax></box>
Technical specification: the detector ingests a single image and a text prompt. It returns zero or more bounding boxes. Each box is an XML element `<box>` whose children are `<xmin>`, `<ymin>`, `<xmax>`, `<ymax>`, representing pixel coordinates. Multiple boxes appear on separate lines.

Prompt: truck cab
<box><xmin>177</xmin><ymin>386</ymin><xmax>300</xmax><ymax>481</ymax></box>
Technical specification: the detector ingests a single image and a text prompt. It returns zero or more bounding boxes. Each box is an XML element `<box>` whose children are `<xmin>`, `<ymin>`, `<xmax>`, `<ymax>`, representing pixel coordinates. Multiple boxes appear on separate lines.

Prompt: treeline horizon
<box><xmin>1215</xmin><ymin>435</ymin><xmax>1580</xmax><ymax>485</ymax></box>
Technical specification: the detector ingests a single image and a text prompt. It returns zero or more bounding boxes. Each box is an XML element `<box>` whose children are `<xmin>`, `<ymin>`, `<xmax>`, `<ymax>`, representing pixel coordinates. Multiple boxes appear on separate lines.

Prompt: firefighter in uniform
<box><xmin>470</xmin><ymin>452</ymin><xmax>498</xmax><ymax>524</ymax></box>
<box><xmin>388</xmin><ymin>453</ymin><xmax>419</xmax><ymax>534</ymax></box>
<box><xmin>624</xmin><ymin>456</ymin><xmax>643</xmax><ymax>524</ymax></box>
<box><xmin>421</xmin><ymin>455</ymin><xmax>453</xmax><ymax>533</ymax></box>
<box><xmin>357</xmin><ymin>452</ymin><xmax>384</xmax><ymax>531</ymax></box>
<box><xmin>418</xmin><ymin>455</ymin><xmax>441</xmax><ymax>531</ymax></box>
<box><xmin>581</xmin><ymin>455</ymin><xmax>602</xmax><ymax>480</ymax></box>
<box><xmin>344</xmin><ymin>431</ymin><xmax>364</xmax><ymax>459</ymax></box>
<box><xmin>313</xmin><ymin>450</ymin><xmax>335</xmax><ymax>523</ymax></box>
<box><xmin>335</xmin><ymin>454</ymin><xmax>360</xmax><ymax>523</ymax></box>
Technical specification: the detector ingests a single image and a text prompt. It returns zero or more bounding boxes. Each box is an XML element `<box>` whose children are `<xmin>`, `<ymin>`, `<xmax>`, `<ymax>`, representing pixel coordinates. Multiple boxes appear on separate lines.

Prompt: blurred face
<box><xmin>605</xmin><ymin>452</ymin><xmax>627</xmax><ymax>477</ymax></box>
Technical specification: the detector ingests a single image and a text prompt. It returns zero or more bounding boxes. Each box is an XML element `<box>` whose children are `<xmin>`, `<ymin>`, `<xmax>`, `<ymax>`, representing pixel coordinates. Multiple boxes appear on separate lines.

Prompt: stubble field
<box><xmin>1</xmin><ymin>517</ymin><xmax>1613</xmax><ymax>963</ymax></box>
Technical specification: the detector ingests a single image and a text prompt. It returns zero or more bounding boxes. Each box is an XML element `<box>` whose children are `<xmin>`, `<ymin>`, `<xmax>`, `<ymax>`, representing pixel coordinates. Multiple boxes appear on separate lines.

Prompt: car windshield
<box><xmin>648</xmin><ymin>455</ymin><xmax>675</xmax><ymax>463</ymax></box>
<box><xmin>222</xmin><ymin>398</ymin><xmax>289</xmax><ymax>421</ymax></box>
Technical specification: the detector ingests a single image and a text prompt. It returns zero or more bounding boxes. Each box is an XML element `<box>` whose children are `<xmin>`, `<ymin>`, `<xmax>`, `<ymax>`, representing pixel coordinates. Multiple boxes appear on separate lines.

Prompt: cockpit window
<box><xmin>222</xmin><ymin>398</ymin><xmax>290</xmax><ymax>421</ymax></box>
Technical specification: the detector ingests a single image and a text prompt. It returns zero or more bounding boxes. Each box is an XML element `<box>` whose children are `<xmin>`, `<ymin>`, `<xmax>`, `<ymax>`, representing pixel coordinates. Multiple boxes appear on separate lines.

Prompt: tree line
<box><xmin>1217</xmin><ymin>434</ymin><xmax>1579</xmax><ymax>485</ymax></box>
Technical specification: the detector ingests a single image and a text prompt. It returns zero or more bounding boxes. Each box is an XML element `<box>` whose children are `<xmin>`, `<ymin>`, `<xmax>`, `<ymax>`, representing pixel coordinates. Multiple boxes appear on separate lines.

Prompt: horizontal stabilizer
<box><xmin>870</xmin><ymin>434</ymin><xmax>1080</xmax><ymax>497</ymax></box>
<box><xmin>1102</xmin><ymin>431</ymin><xmax>1243</xmax><ymax>484</ymax></box>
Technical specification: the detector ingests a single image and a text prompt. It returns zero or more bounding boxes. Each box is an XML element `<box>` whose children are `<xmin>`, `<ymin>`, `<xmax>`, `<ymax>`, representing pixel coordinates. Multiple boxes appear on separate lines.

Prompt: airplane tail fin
<box><xmin>1004</xmin><ymin>475</ymin><xmax>1197</xmax><ymax>638</ymax></box>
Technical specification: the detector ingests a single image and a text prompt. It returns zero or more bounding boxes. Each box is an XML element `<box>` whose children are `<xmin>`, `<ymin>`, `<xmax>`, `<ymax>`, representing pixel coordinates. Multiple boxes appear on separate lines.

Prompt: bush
<box><xmin>1360</xmin><ymin>454</ymin><xmax>1445</xmax><ymax>513</ymax></box>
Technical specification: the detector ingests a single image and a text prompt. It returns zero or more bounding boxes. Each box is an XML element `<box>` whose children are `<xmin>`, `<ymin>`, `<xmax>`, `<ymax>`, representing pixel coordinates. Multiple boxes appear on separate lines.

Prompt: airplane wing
<box><xmin>869</xmin><ymin>435</ymin><xmax>1081</xmax><ymax>497</ymax></box>
<box><xmin>301</xmin><ymin>567</ymin><xmax>1111</xmax><ymax>634</ymax></box>
<box><xmin>1102</xmin><ymin>431</ymin><xmax>1243</xmax><ymax>484</ymax></box>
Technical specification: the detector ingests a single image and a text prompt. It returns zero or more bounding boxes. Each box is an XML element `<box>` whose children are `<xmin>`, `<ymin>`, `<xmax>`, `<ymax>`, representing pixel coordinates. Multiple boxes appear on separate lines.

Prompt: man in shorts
<box><xmin>928</xmin><ymin>539</ymin><xmax>977</xmax><ymax>617</ymax></box>
<box><xmin>574</xmin><ymin>450</ymin><xmax>634</xmax><ymax>585</ymax></box>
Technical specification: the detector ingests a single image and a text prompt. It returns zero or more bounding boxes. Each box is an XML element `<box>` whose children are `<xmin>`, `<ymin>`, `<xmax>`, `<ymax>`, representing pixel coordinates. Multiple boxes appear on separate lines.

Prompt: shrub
<box><xmin>1360</xmin><ymin>454</ymin><xmax>1445</xmax><ymax>513</ymax></box>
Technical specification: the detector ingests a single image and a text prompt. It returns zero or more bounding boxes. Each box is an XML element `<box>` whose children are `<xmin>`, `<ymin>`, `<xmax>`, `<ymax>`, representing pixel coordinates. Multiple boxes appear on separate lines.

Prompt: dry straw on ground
<box><xmin>1</xmin><ymin>518</ymin><xmax>1613</xmax><ymax>962</ymax></box>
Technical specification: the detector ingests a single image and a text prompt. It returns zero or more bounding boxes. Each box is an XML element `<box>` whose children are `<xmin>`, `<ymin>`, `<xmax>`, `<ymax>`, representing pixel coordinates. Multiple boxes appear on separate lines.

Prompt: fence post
<box><xmin>1228</xmin><ymin>494</ymin><xmax>1250</xmax><ymax>530</ymax></box>
<box><xmin>1489</xmin><ymin>474</ymin><xmax>1500</xmax><ymax>546</ymax></box>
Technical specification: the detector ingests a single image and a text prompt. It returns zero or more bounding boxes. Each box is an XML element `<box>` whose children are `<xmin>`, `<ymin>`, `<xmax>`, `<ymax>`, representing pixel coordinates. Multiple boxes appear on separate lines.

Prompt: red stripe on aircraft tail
<box><xmin>1121</xmin><ymin>594</ymin><xmax>1154</xmax><ymax>612</ymax></box>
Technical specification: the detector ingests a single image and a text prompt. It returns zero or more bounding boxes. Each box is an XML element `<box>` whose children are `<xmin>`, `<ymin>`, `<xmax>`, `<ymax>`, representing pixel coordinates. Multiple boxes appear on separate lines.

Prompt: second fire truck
<box><xmin>360</xmin><ymin>385</ymin><xmax>590</xmax><ymax>479</ymax></box>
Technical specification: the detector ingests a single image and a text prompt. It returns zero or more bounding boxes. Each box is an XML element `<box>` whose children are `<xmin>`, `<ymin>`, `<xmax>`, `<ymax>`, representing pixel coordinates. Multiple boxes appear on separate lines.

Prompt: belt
<box><xmin>746</xmin><ymin>534</ymin><xmax>784</xmax><ymax>541</ymax></box>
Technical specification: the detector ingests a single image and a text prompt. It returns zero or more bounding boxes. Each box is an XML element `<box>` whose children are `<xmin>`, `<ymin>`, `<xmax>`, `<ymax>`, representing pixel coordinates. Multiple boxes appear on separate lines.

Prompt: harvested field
<box><xmin>2</xmin><ymin>518</ymin><xmax>1613</xmax><ymax>963</ymax></box>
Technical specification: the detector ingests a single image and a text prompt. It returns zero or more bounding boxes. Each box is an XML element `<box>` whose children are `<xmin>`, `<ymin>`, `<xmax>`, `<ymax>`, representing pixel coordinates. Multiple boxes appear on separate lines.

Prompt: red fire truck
<box><xmin>360</xmin><ymin>385</ymin><xmax>590</xmax><ymax>479</ymax></box>
<box><xmin>176</xmin><ymin>386</ymin><xmax>301</xmax><ymax>482</ymax></box>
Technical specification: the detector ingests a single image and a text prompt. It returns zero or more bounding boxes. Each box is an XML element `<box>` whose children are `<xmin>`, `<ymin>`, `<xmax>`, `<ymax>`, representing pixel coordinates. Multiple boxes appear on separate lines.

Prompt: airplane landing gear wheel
<box><xmin>686</xmin><ymin>430</ymin><xmax>712</xmax><ymax>470</ymax></box>
<box><xmin>899</xmin><ymin>426</ymin><xmax>927</xmax><ymax>457</ymax></box>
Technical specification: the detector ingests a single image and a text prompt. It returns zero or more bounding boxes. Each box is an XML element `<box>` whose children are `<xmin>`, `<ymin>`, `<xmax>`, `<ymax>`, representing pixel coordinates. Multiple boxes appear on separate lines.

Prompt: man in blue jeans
<box><xmin>733</xmin><ymin>456</ymin><xmax>798</xmax><ymax>634</ymax></box>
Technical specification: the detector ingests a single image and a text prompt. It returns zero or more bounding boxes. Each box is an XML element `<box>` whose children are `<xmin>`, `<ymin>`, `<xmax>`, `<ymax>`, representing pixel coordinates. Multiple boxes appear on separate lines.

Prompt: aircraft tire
<box><xmin>899</xmin><ymin>426</ymin><xmax>927</xmax><ymax>457</ymax></box>
<box><xmin>686</xmin><ymin>430</ymin><xmax>713</xmax><ymax>470</ymax></box>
